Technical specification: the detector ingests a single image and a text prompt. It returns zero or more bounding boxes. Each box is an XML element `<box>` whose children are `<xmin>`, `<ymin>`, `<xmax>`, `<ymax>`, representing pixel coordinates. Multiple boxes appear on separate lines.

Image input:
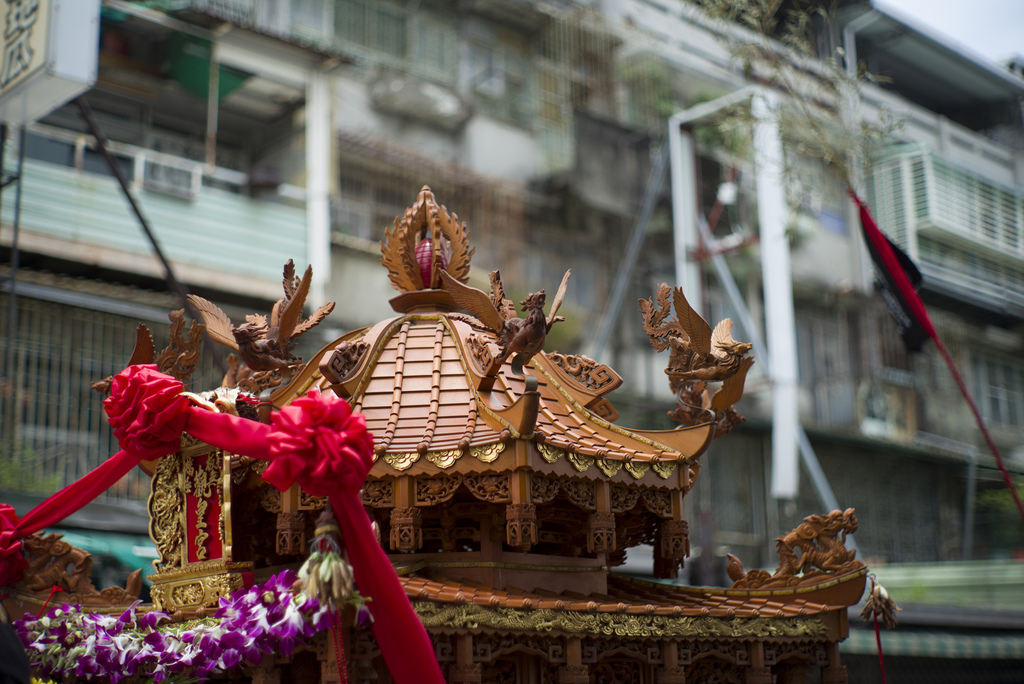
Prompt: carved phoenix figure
<box><xmin>440</xmin><ymin>268</ymin><xmax>571</xmax><ymax>374</ymax></box>
<box><xmin>188</xmin><ymin>260</ymin><xmax>335</xmax><ymax>372</ymax></box>
<box><xmin>641</xmin><ymin>284</ymin><xmax>753</xmax><ymax>435</ymax></box>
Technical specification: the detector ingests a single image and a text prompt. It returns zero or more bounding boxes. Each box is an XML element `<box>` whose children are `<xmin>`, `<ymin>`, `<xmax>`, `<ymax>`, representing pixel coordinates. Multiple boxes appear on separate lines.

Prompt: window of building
<box><xmin>972</xmin><ymin>354</ymin><xmax>1024</xmax><ymax>429</ymax></box>
<box><xmin>468</xmin><ymin>39</ymin><xmax>532</xmax><ymax>127</ymax></box>
<box><xmin>786</xmin><ymin>153</ymin><xmax>848</xmax><ymax>236</ymax></box>
<box><xmin>291</xmin><ymin>0</ymin><xmax>334</xmax><ymax>41</ymax></box>
<box><xmin>335</xmin><ymin>0</ymin><xmax>457</xmax><ymax>85</ymax></box>
<box><xmin>795</xmin><ymin>307</ymin><xmax>857</xmax><ymax>426</ymax></box>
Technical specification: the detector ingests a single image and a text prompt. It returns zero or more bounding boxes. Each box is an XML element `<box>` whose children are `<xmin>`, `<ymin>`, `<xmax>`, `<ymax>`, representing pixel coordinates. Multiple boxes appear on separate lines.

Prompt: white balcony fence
<box><xmin>867</xmin><ymin>145</ymin><xmax>1024</xmax><ymax>310</ymax></box>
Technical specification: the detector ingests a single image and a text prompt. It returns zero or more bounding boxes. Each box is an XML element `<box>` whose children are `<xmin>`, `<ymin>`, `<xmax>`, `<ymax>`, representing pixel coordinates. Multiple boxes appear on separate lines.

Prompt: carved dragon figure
<box><xmin>440</xmin><ymin>268</ymin><xmax>571</xmax><ymax>376</ymax></box>
<box><xmin>727</xmin><ymin>508</ymin><xmax>864</xmax><ymax>589</ymax></box>
<box><xmin>640</xmin><ymin>284</ymin><xmax>753</xmax><ymax>436</ymax></box>
<box><xmin>16</xmin><ymin>532</ymin><xmax>142</xmax><ymax>607</ymax></box>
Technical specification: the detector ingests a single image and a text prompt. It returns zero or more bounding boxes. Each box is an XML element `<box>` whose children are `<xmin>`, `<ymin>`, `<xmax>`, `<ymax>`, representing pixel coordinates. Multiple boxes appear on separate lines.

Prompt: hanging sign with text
<box><xmin>0</xmin><ymin>0</ymin><xmax>99</xmax><ymax>125</ymax></box>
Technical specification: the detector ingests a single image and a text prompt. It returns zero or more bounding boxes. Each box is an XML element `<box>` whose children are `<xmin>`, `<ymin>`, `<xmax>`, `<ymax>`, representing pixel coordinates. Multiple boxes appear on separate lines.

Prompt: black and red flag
<box><xmin>849</xmin><ymin>191</ymin><xmax>1024</xmax><ymax>528</ymax></box>
<box><xmin>850</xmin><ymin>192</ymin><xmax>936</xmax><ymax>351</ymax></box>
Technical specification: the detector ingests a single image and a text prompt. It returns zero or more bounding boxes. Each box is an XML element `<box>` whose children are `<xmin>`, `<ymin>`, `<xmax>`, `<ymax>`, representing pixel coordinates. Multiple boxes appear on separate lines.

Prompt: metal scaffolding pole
<box><xmin>668</xmin><ymin>91</ymin><xmax>851</xmax><ymax>541</ymax></box>
<box><xmin>589</xmin><ymin>139</ymin><xmax>670</xmax><ymax>362</ymax></box>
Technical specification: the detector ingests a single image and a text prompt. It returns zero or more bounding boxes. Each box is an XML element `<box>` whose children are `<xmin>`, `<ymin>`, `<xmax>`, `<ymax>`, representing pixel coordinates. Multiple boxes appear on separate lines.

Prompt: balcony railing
<box><xmin>3</xmin><ymin>124</ymin><xmax>308</xmax><ymax>298</ymax></box>
<box><xmin>867</xmin><ymin>144</ymin><xmax>1024</xmax><ymax>311</ymax></box>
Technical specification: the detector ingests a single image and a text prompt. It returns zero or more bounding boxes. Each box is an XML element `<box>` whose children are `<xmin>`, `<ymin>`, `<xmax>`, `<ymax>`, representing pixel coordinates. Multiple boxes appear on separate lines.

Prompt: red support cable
<box><xmin>933</xmin><ymin>337</ymin><xmax>1024</xmax><ymax>527</ymax></box>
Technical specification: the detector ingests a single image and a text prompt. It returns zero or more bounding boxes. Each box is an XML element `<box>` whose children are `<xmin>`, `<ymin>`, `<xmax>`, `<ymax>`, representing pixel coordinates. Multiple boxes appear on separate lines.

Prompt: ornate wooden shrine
<box><xmin>3</xmin><ymin>187</ymin><xmax>867</xmax><ymax>684</ymax></box>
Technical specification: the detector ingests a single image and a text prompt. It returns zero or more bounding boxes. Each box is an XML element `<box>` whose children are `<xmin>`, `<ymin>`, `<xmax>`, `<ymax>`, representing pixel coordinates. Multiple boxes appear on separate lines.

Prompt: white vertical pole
<box><xmin>752</xmin><ymin>91</ymin><xmax>800</xmax><ymax>500</ymax></box>
<box><xmin>306</xmin><ymin>67</ymin><xmax>331</xmax><ymax>308</ymax></box>
<box><xmin>669</xmin><ymin>117</ymin><xmax>701</xmax><ymax>301</ymax></box>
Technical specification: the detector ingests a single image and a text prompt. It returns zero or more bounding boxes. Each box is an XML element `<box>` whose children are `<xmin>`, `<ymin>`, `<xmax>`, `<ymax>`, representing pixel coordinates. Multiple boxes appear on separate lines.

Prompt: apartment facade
<box><xmin>1</xmin><ymin>2</ymin><xmax>1022</xmax><ymax>667</ymax></box>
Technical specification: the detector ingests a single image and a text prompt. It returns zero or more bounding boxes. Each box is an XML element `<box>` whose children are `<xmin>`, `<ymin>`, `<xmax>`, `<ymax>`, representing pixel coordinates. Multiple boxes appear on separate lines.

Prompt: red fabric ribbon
<box><xmin>263</xmin><ymin>390</ymin><xmax>443</xmax><ymax>684</ymax></box>
<box><xmin>0</xmin><ymin>506</ymin><xmax>27</xmax><ymax>588</ymax></box>
<box><xmin>0</xmin><ymin>366</ymin><xmax>185</xmax><ymax>586</ymax></box>
<box><xmin>263</xmin><ymin>391</ymin><xmax>374</xmax><ymax>496</ymax></box>
<box><xmin>1</xmin><ymin>367</ymin><xmax>442</xmax><ymax>684</ymax></box>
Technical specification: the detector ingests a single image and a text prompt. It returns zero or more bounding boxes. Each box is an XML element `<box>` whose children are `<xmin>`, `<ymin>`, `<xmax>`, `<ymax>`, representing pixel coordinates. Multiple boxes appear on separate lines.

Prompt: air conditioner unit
<box><xmin>143</xmin><ymin>158</ymin><xmax>200</xmax><ymax>200</ymax></box>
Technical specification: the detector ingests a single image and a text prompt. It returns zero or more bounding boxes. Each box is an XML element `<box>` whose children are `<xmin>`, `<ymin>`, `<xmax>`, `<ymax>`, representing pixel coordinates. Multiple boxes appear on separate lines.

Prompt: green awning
<box><xmin>48</xmin><ymin>528</ymin><xmax>158</xmax><ymax>583</ymax></box>
<box><xmin>167</xmin><ymin>33</ymin><xmax>250</xmax><ymax>101</ymax></box>
<box><xmin>842</xmin><ymin>629</ymin><xmax>1024</xmax><ymax>659</ymax></box>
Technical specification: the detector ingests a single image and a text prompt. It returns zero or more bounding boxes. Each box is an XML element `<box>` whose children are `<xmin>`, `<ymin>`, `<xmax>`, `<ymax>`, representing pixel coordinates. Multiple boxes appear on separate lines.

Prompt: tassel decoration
<box><xmin>295</xmin><ymin>510</ymin><xmax>356</xmax><ymax>610</ymax></box>
<box><xmin>860</xmin><ymin>576</ymin><xmax>900</xmax><ymax>629</ymax></box>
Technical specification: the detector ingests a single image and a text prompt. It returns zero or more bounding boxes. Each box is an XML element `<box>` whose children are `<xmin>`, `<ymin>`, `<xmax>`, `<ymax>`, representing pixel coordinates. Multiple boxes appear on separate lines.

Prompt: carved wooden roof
<box><xmin>267</xmin><ymin>185</ymin><xmax>719</xmax><ymax>482</ymax></box>
<box><xmin>303</xmin><ymin>312</ymin><xmax>714</xmax><ymax>480</ymax></box>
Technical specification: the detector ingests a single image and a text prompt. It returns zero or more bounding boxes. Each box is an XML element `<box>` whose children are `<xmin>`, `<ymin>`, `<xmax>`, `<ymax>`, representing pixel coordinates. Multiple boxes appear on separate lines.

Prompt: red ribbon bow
<box><xmin>263</xmin><ymin>390</ymin><xmax>374</xmax><ymax>496</ymax></box>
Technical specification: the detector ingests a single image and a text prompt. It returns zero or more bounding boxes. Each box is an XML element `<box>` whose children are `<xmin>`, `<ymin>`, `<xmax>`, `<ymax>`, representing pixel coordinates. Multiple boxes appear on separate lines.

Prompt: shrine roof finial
<box><xmin>379</xmin><ymin>186</ymin><xmax>474</xmax><ymax>298</ymax></box>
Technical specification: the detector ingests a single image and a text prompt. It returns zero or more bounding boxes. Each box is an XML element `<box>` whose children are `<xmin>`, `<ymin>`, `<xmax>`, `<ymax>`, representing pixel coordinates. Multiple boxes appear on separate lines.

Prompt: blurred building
<box><xmin>1</xmin><ymin>0</ymin><xmax>1023</xmax><ymax>675</ymax></box>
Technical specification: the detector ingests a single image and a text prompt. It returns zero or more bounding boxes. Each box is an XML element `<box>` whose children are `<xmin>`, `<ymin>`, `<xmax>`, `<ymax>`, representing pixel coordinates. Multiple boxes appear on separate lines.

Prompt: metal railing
<box><xmin>0</xmin><ymin>291</ymin><xmax>220</xmax><ymax>504</ymax></box>
<box><xmin>24</xmin><ymin>122</ymin><xmax>306</xmax><ymax>203</ymax></box>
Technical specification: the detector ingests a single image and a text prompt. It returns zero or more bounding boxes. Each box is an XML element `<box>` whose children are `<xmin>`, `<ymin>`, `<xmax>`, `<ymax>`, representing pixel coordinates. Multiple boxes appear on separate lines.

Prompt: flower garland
<box><xmin>14</xmin><ymin>570</ymin><xmax>367</xmax><ymax>683</ymax></box>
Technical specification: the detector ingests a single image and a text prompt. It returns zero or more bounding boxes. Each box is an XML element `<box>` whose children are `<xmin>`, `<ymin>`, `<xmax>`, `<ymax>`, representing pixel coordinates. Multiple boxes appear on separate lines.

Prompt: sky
<box><xmin>877</xmin><ymin>0</ymin><xmax>1024</xmax><ymax>66</ymax></box>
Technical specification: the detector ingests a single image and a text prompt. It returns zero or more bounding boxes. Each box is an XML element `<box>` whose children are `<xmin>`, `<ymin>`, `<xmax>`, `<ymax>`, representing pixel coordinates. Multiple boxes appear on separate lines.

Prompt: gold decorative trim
<box><xmin>412</xmin><ymin>602</ymin><xmax>828</xmax><ymax>638</ymax></box>
<box><xmin>178</xmin><ymin>433</ymin><xmax>206</xmax><ymax>456</ymax></box>
<box><xmin>149</xmin><ymin>455</ymin><xmax>185</xmax><ymax>571</ymax></box>
<box><xmin>623</xmin><ymin>462</ymin><xmax>650</xmax><ymax>479</ymax></box>
<box><xmin>595</xmin><ymin>459</ymin><xmax>623</xmax><ymax>477</ymax></box>
<box><xmin>384</xmin><ymin>452</ymin><xmax>420</xmax><ymax>471</ymax></box>
<box><xmin>406</xmin><ymin>561</ymin><xmax>606</xmax><ymax>573</ymax></box>
<box><xmin>221</xmin><ymin>452</ymin><xmax>232</xmax><ymax>560</ymax></box>
<box><xmin>299</xmin><ymin>490</ymin><xmax>328</xmax><ymax>511</ymax></box>
<box><xmin>567</xmin><ymin>452</ymin><xmax>594</xmax><ymax>473</ymax></box>
<box><xmin>148</xmin><ymin>559</ymin><xmax>251</xmax><ymax>582</ymax></box>
<box><xmin>150</xmin><ymin>569</ymin><xmax>249</xmax><ymax>612</ymax></box>
<box><xmin>537</xmin><ymin>443</ymin><xmax>564</xmax><ymax>464</ymax></box>
<box><xmin>425</xmin><ymin>449</ymin><xmax>462</xmax><ymax>468</ymax></box>
<box><xmin>470</xmin><ymin>442</ymin><xmax>505</xmax><ymax>463</ymax></box>
<box><xmin>652</xmin><ymin>461</ymin><xmax>676</xmax><ymax>479</ymax></box>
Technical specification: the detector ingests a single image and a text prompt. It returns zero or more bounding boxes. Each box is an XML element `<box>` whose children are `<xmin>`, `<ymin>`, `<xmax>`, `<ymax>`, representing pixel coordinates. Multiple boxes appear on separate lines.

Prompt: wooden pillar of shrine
<box><xmin>506</xmin><ymin>443</ymin><xmax>537</xmax><ymax>551</ymax></box>
<box><xmin>558</xmin><ymin>637</ymin><xmax>589</xmax><ymax>684</ymax></box>
<box><xmin>745</xmin><ymin>642</ymin><xmax>773</xmax><ymax>684</ymax></box>
<box><xmin>276</xmin><ymin>484</ymin><xmax>306</xmax><ymax>555</ymax></box>
<box><xmin>657</xmin><ymin>640</ymin><xmax>687</xmax><ymax>683</ymax></box>
<box><xmin>449</xmin><ymin>633</ymin><xmax>483</xmax><ymax>683</ymax></box>
<box><xmin>588</xmin><ymin>481</ymin><xmax>615</xmax><ymax>555</ymax></box>
<box><xmin>820</xmin><ymin>642</ymin><xmax>848</xmax><ymax>684</ymax></box>
<box><xmin>390</xmin><ymin>476</ymin><xmax>422</xmax><ymax>551</ymax></box>
<box><xmin>316</xmin><ymin>631</ymin><xmax>341</xmax><ymax>683</ymax></box>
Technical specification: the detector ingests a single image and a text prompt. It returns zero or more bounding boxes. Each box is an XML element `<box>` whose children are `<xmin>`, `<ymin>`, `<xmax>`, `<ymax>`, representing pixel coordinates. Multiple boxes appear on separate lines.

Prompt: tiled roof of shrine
<box><xmin>397</xmin><ymin>571</ymin><xmax>863</xmax><ymax>620</ymax></box>
<box><xmin>312</xmin><ymin>314</ymin><xmax>714</xmax><ymax>473</ymax></box>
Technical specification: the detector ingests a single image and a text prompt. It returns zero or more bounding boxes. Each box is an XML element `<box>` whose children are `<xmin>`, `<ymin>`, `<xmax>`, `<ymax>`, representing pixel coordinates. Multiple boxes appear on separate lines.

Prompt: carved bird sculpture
<box><xmin>187</xmin><ymin>260</ymin><xmax>335</xmax><ymax>372</ymax></box>
<box><xmin>440</xmin><ymin>268</ymin><xmax>571</xmax><ymax>373</ymax></box>
<box><xmin>642</xmin><ymin>285</ymin><xmax>752</xmax><ymax>384</ymax></box>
